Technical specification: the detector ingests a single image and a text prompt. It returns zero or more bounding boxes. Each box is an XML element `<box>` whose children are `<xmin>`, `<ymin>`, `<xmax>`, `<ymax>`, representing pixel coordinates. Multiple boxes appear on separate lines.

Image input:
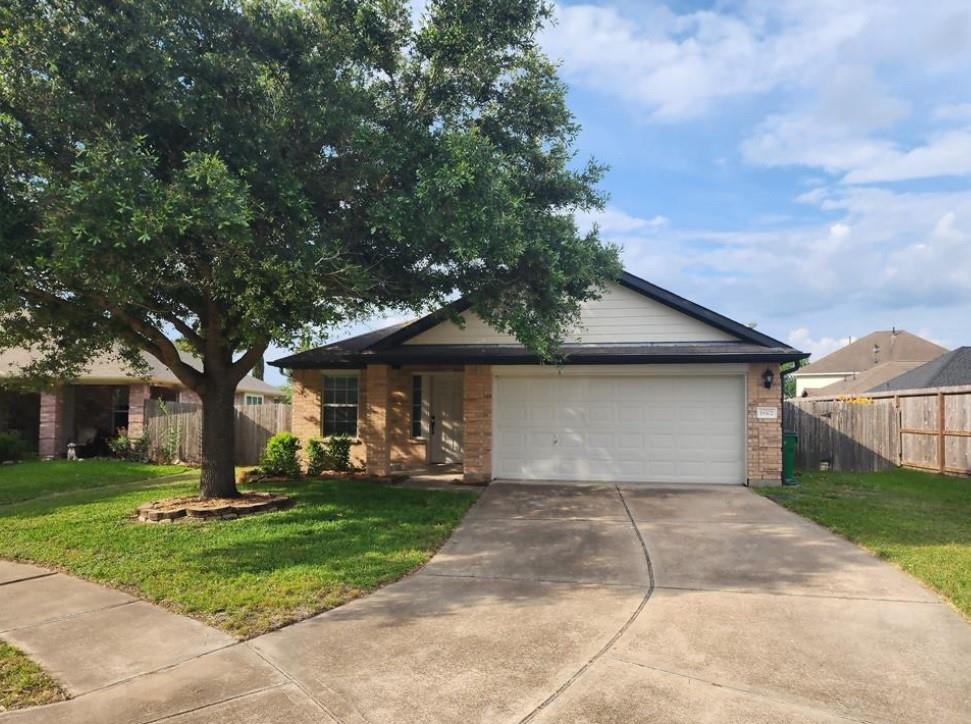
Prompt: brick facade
<box><xmin>288</xmin><ymin>362</ymin><xmax>781</xmax><ymax>485</ymax></box>
<box><xmin>38</xmin><ymin>386</ymin><xmax>68</xmax><ymax>459</ymax></box>
<box><xmin>746</xmin><ymin>362</ymin><xmax>783</xmax><ymax>486</ymax></box>
<box><xmin>389</xmin><ymin>368</ymin><xmax>426</xmax><ymax>469</ymax></box>
<box><xmin>127</xmin><ymin>383</ymin><xmax>150</xmax><ymax>438</ymax></box>
<box><xmin>290</xmin><ymin>368</ymin><xmax>368</xmax><ymax>468</ymax></box>
<box><xmin>462</xmin><ymin>365</ymin><xmax>493</xmax><ymax>483</ymax></box>
<box><xmin>363</xmin><ymin>365</ymin><xmax>391</xmax><ymax>476</ymax></box>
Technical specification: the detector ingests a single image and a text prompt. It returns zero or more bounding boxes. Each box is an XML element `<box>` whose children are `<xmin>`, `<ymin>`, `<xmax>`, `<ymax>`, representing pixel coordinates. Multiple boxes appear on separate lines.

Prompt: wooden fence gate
<box><xmin>785</xmin><ymin>385</ymin><xmax>971</xmax><ymax>475</ymax></box>
<box><xmin>143</xmin><ymin>400</ymin><xmax>292</xmax><ymax>466</ymax></box>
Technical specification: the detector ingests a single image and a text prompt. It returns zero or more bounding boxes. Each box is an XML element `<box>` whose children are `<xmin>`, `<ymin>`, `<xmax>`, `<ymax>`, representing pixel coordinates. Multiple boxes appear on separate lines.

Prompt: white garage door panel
<box><xmin>494</xmin><ymin>375</ymin><xmax>745</xmax><ymax>484</ymax></box>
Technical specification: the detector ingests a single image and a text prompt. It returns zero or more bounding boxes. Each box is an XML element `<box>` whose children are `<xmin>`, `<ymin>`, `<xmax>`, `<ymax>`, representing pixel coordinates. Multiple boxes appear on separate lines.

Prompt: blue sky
<box><xmin>263</xmin><ymin>0</ymin><xmax>971</xmax><ymax>385</ymax></box>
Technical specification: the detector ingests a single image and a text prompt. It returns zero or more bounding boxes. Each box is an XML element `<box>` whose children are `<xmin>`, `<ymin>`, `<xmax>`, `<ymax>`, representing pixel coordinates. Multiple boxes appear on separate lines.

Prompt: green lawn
<box><xmin>0</xmin><ymin>460</ymin><xmax>191</xmax><ymax>505</ymax></box>
<box><xmin>0</xmin><ymin>467</ymin><xmax>476</xmax><ymax>638</ymax></box>
<box><xmin>0</xmin><ymin>641</ymin><xmax>66</xmax><ymax>712</ymax></box>
<box><xmin>759</xmin><ymin>468</ymin><xmax>971</xmax><ymax>618</ymax></box>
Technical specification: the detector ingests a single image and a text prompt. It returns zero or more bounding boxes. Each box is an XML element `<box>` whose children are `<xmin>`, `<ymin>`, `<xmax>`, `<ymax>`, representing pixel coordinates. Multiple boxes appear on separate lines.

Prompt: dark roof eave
<box><xmin>279</xmin><ymin>349</ymin><xmax>808</xmax><ymax>368</ymax></box>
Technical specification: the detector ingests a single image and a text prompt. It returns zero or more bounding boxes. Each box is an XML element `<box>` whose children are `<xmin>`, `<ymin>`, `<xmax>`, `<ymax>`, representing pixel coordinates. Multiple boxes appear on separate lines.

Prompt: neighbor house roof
<box><xmin>794</xmin><ymin>330</ymin><xmax>946</xmax><ymax>376</ymax></box>
<box><xmin>868</xmin><ymin>347</ymin><xmax>971</xmax><ymax>392</ymax></box>
<box><xmin>271</xmin><ymin>271</ymin><xmax>807</xmax><ymax>370</ymax></box>
<box><xmin>806</xmin><ymin>361</ymin><xmax>929</xmax><ymax>397</ymax></box>
<box><xmin>0</xmin><ymin>346</ymin><xmax>284</xmax><ymax>397</ymax></box>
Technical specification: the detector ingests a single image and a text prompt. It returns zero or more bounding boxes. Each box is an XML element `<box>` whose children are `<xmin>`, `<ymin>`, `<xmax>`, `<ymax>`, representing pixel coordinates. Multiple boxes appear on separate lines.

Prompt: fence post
<box><xmin>938</xmin><ymin>391</ymin><xmax>946</xmax><ymax>473</ymax></box>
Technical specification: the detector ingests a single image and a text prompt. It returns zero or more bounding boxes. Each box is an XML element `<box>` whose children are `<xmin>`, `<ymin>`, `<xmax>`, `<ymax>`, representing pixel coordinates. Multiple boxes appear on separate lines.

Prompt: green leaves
<box><xmin>1</xmin><ymin>0</ymin><xmax>618</xmax><ymax>380</ymax></box>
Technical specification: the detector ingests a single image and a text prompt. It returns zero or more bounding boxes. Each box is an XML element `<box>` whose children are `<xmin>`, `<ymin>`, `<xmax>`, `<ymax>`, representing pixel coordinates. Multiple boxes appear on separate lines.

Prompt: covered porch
<box><xmin>36</xmin><ymin>382</ymin><xmax>180</xmax><ymax>458</ymax></box>
<box><xmin>291</xmin><ymin>364</ymin><xmax>492</xmax><ymax>483</ymax></box>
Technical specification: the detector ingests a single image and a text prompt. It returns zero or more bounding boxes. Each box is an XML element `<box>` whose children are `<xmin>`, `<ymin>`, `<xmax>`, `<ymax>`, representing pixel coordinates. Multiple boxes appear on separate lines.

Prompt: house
<box><xmin>0</xmin><ymin>347</ymin><xmax>285</xmax><ymax>458</ymax></box>
<box><xmin>271</xmin><ymin>272</ymin><xmax>807</xmax><ymax>486</ymax></box>
<box><xmin>791</xmin><ymin>330</ymin><xmax>946</xmax><ymax>398</ymax></box>
<box><xmin>868</xmin><ymin>347</ymin><xmax>971</xmax><ymax>393</ymax></box>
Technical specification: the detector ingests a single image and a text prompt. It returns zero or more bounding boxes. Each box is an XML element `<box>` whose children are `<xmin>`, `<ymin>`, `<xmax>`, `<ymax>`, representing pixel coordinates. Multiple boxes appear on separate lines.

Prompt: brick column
<box><xmin>38</xmin><ymin>386</ymin><xmax>67</xmax><ymax>459</ymax></box>
<box><xmin>364</xmin><ymin>364</ymin><xmax>391</xmax><ymax>477</ymax></box>
<box><xmin>127</xmin><ymin>383</ymin><xmax>150</xmax><ymax>438</ymax></box>
<box><xmin>746</xmin><ymin>363</ymin><xmax>782</xmax><ymax>486</ymax></box>
<box><xmin>463</xmin><ymin>365</ymin><xmax>492</xmax><ymax>483</ymax></box>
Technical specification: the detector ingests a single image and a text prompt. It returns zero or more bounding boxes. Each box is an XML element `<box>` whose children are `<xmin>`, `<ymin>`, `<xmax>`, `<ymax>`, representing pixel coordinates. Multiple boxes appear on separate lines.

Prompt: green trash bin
<box><xmin>782</xmin><ymin>431</ymin><xmax>798</xmax><ymax>484</ymax></box>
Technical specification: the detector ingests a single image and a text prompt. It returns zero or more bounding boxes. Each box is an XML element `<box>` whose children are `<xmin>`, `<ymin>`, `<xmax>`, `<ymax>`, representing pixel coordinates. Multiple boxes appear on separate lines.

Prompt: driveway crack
<box><xmin>517</xmin><ymin>485</ymin><xmax>655</xmax><ymax>723</ymax></box>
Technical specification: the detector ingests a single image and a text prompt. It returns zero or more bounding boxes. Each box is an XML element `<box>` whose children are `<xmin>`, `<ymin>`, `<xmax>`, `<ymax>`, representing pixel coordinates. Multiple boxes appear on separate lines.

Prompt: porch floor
<box><xmin>396</xmin><ymin>464</ymin><xmax>486</xmax><ymax>494</ymax></box>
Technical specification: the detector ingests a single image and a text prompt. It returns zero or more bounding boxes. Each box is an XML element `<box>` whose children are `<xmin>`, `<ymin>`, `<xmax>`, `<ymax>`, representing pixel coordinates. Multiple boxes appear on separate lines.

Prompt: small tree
<box><xmin>0</xmin><ymin>0</ymin><xmax>619</xmax><ymax>497</ymax></box>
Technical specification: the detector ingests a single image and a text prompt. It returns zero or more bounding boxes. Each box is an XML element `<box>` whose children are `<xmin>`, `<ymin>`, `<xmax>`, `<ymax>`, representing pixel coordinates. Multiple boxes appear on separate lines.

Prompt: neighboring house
<box><xmin>271</xmin><ymin>271</ymin><xmax>807</xmax><ymax>486</ymax></box>
<box><xmin>792</xmin><ymin>330</ymin><xmax>946</xmax><ymax>398</ymax></box>
<box><xmin>868</xmin><ymin>347</ymin><xmax>971</xmax><ymax>393</ymax></box>
<box><xmin>0</xmin><ymin>348</ymin><xmax>285</xmax><ymax>458</ymax></box>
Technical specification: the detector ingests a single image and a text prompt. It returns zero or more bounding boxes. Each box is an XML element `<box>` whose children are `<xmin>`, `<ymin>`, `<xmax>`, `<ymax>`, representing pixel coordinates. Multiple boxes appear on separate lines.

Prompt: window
<box><xmin>322</xmin><ymin>375</ymin><xmax>358</xmax><ymax>437</ymax></box>
<box><xmin>112</xmin><ymin>386</ymin><xmax>130</xmax><ymax>433</ymax></box>
<box><xmin>243</xmin><ymin>394</ymin><xmax>264</xmax><ymax>405</ymax></box>
<box><xmin>411</xmin><ymin>375</ymin><xmax>423</xmax><ymax>438</ymax></box>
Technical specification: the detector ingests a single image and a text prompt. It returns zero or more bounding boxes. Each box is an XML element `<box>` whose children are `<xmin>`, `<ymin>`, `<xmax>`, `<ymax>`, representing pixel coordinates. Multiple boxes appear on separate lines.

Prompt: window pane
<box><xmin>411</xmin><ymin>376</ymin><xmax>422</xmax><ymax>438</ymax></box>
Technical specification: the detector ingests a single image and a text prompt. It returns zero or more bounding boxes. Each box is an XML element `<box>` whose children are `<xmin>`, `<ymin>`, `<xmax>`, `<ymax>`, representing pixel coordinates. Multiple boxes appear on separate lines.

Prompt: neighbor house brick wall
<box><xmin>463</xmin><ymin>365</ymin><xmax>492</xmax><ymax>483</ymax></box>
<box><xmin>179</xmin><ymin>389</ymin><xmax>202</xmax><ymax>405</ymax></box>
<box><xmin>746</xmin><ymin>362</ymin><xmax>782</xmax><ymax>486</ymax></box>
<box><xmin>127</xmin><ymin>383</ymin><xmax>150</xmax><ymax>438</ymax></box>
<box><xmin>38</xmin><ymin>386</ymin><xmax>68</xmax><ymax>459</ymax></box>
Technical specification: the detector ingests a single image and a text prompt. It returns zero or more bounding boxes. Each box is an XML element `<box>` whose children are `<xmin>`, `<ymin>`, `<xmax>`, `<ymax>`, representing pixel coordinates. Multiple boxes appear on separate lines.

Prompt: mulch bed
<box><xmin>136</xmin><ymin>492</ymin><xmax>293</xmax><ymax>523</ymax></box>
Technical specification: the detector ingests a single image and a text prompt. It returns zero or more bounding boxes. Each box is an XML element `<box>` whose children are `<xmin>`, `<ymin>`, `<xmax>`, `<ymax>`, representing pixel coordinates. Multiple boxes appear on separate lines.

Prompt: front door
<box><xmin>429</xmin><ymin>375</ymin><xmax>464</xmax><ymax>464</ymax></box>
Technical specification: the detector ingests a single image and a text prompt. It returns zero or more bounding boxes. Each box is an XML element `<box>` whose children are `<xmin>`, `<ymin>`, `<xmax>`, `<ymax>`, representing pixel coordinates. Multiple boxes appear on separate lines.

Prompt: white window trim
<box><xmin>243</xmin><ymin>393</ymin><xmax>264</xmax><ymax>405</ymax></box>
<box><xmin>321</xmin><ymin>371</ymin><xmax>360</xmax><ymax>439</ymax></box>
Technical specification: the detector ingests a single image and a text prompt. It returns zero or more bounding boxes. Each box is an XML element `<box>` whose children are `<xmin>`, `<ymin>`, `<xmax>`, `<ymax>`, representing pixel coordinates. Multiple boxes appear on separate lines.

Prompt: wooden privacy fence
<box><xmin>143</xmin><ymin>400</ymin><xmax>292</xmax><ymax>466</ymax></box>
<box><xmin>785</xmin><ymin>385</ymin><xmax>971</xmax><ymax>475</ymax></box>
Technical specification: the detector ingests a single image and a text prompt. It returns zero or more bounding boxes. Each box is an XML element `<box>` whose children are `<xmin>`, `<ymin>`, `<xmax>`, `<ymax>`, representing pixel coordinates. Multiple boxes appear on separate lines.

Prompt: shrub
<box><xmin>0</xmin><ymin>432</ymin><xmax>30</xmax><ymax>462</ymax></box>
<box><xmin>306</xmin><ymin>437</ymin><xmax>328</xmax><ymax>476</ymax></box>
<box><xmin>108</xmin><ymin>430</ymin><xmax>149</xmax><ymax>462</ymax></box>
<box><xmin>260</xmin><ymin>432</ymin><xmax>301</xmax><ymax>478</ymax></box>
<box><xmin>326</xmin><ymin>435</ymin><xmax>352</xmax><ymax>471</ymax></box>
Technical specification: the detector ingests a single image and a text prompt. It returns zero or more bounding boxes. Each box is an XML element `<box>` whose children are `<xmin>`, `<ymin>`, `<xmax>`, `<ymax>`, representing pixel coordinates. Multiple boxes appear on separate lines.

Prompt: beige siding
<box><xmin>405</xmin><ymin>282</ymin><xmax>738</xmax><ymax>345</ymax></box>
<box><xmin>794</xmin><ymin>374</ymin><xmax>851</xmax><ymax>397</ymax></box>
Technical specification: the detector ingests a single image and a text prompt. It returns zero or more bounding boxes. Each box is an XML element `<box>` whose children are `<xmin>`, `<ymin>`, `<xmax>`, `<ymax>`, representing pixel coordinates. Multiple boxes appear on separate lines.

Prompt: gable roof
<box><xmin>794</xmin><ymin>330</ymin><xmax>946</xmax><ymax>375</ymax></box>
<box><xmin>0</xmin><ymin>346</ymin><xmax>285</xmax><ymax>397</ymax></box>
<box><xmin>805</xmin><ymin>360</ymin><xmax>929</xmax><ymax>397</ymax></box>
<box><xmin>868</xmin><ymin>347</ymin><xmax>971</xmax><ymax>392</ymax></box>
<box><xmin>271</xmin><ymin>271</ymin><xmax>806</xmax><ymax>369</ymax></box>
<box><xmin>371</xmin><ymin>272</ymin><xmax>788</xmax><ymax>351</ymax></box>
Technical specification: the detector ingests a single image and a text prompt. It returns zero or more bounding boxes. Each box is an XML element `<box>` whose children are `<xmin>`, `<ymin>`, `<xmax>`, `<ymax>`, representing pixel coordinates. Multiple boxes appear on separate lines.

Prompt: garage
<box><xmin>493</xmin><ymin>371</ymin><xmax>746</xmax><ymax>484</ymax></box>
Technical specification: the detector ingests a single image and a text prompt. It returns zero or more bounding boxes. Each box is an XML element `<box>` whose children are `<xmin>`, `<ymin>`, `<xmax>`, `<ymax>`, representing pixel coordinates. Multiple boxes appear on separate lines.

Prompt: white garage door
<box><xmin>493</xmin><ymin>374</ymin><xmax>745</xmax><ymax>484</ymax></box>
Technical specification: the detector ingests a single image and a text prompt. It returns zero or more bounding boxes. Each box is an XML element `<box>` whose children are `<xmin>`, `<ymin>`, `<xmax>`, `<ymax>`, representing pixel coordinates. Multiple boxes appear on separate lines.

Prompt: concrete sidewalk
<box><xmin>4</xmin><ymin>483</ymin><xmax>971</xmax><ymax>723</ymax></box>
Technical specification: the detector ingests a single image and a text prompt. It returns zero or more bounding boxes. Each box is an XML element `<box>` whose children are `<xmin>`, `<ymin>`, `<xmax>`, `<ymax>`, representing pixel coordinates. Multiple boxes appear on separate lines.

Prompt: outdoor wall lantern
<box><xmin>762</xmin><ymin>368</ymin><xmax>775</xmax><ymax>389</ymax></box>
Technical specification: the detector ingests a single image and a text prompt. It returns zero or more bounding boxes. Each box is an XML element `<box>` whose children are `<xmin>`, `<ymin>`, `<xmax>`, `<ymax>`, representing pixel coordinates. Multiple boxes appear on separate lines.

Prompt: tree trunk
<box><xmin>199</xmin><ymin>382</ymin><xmax>239</xmax><ymax>498</ymax></box>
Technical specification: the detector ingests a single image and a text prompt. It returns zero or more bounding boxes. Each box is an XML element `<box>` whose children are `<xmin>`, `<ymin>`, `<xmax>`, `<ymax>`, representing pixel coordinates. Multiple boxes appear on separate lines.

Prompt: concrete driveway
<box><xmin>5</xmin><ymin>483</ymin><xmax>971</xmax><ymax>723</ymax></box>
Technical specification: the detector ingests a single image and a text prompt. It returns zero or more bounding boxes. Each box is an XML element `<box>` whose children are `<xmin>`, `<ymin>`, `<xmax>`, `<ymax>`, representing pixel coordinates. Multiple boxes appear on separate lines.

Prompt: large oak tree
<box><xmin>0</xmin><ymin>0</ymin><xmax>620</xmax><ymax>497</ymax></box>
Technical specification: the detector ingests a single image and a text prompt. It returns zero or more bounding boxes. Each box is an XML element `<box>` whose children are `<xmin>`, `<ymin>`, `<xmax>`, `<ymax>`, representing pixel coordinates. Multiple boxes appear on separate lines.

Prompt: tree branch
<box><xmin>229</xmin><ymin>338</ymin><xmax>269</xmax><ymax>386</ymax></box>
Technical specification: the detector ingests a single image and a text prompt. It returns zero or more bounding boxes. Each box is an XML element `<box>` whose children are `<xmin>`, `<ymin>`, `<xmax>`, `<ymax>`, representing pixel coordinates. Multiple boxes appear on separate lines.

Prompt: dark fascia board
<box><xmin>276</xmin><ymin>358</ymin><xmax>364</xmax><ymax>370</ymax></box>
<box><xmin>364</xmin><ymin>270</ymin><xmax>792</xmax><ymax>352</ymax></box>
<box><xmin>365</xmin><ymin>348</ymin><xmax>808</xmax><ymax>366</ymax></box>
<box><xmin>368</xmin><ymin>298</ymin><xmax>473</xmax><ymax>351</ymax></box>
<box><xmin>279</xmin><ymin>348</ymin><xmax>808</xmax><ymax>369</ymax></box>
<box><xmin>615</xmin><ymin>271</ymin><xmax>789</xmax><ymax>348</ymax></box>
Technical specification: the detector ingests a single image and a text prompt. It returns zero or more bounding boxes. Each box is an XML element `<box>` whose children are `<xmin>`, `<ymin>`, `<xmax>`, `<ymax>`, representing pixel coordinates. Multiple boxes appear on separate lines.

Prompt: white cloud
<box><xmin>786</xmin><ymin>328</ymin><xmax>851</xmax><ymax>360</ymax></box>
<box><xmin>577</xmin><ymin>207</ymin><xmax>668</xmax><ymax>235</ymax></box>
<box><xmin>543</xmin><ymin>1</ymin><xmax>971</xmax><ymax>186</ymax></box>
<box><xmin>594</xmin><ymin>186</ymin><xmax>971</xmax><ymax>344</ymax></box>
<box><xmin>542</xmin><ymin>2</ymin><xmax>855</xmax><ymax>120</ymax></box>
<box><xmin>842</xmin><ymin>129</ymin><xmax>971</xmax><ymax>183</ymax></box>
<box><xmin>934</xmin><ymin>103</ymin><xmax>971</xmax><ymax>123</ymax></box>
<box><xmin>540</xmin><ymin>1</ymin><xmax>964</xmax><ymax>122</ymax></box>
